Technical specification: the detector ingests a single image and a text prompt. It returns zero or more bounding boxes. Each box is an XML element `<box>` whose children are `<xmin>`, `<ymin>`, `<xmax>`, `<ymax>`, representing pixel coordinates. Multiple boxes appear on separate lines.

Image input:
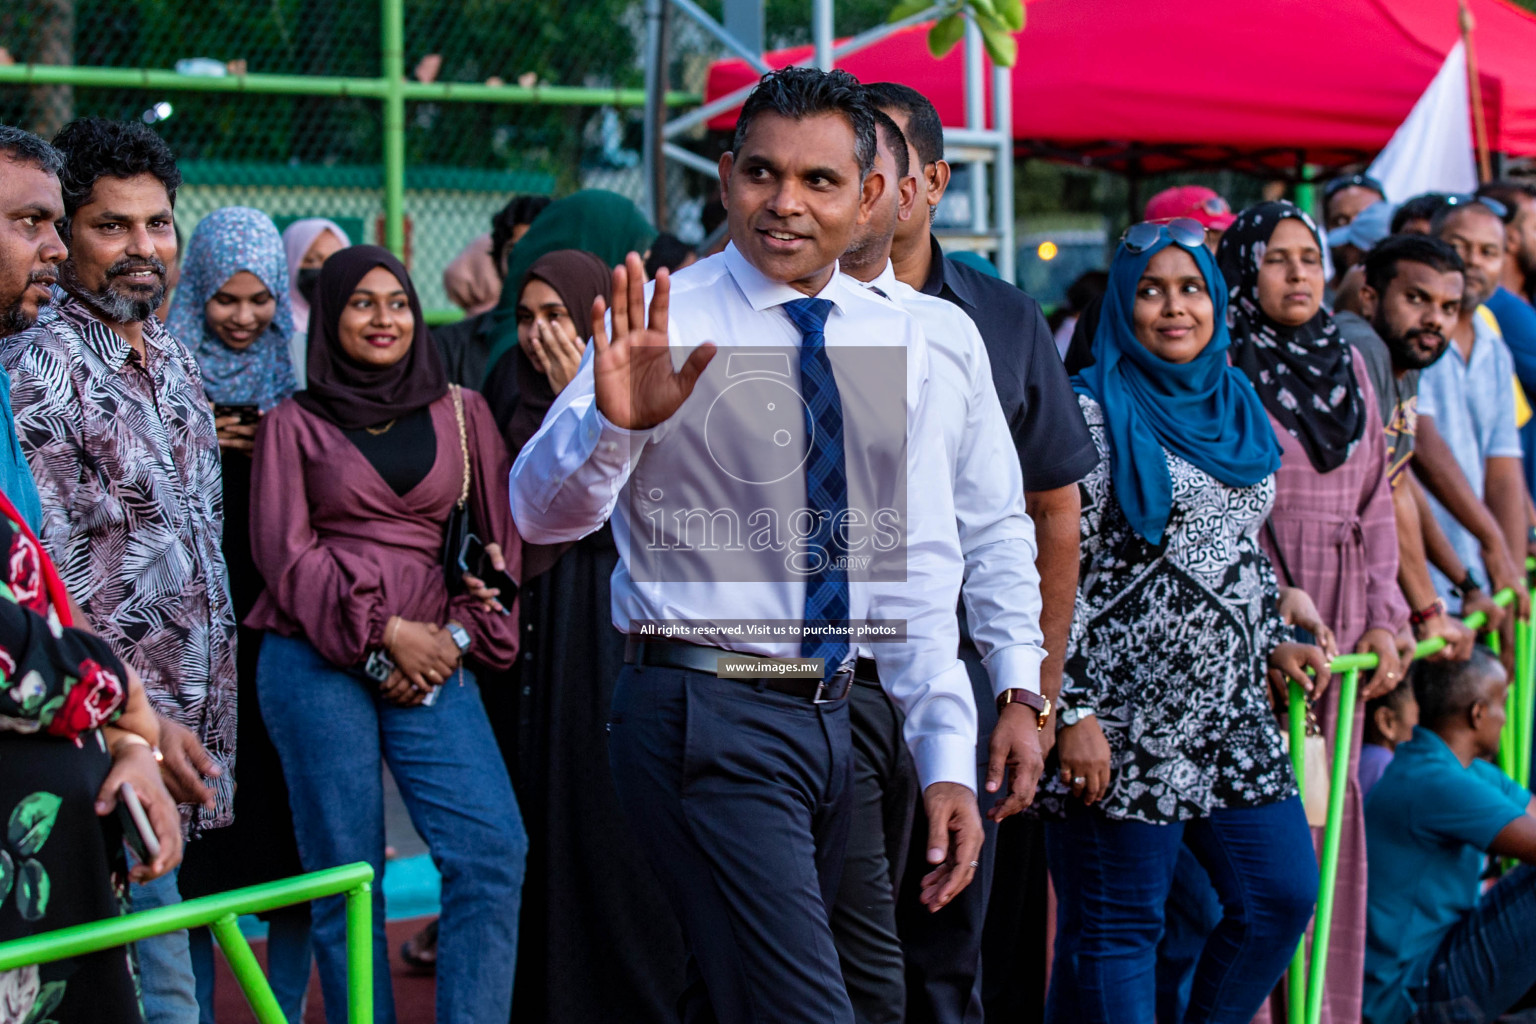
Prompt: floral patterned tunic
<box><xmin>1037</xmin><ymin>395</ymin><xmax>1297</xmax><ymax>824</ymax></box>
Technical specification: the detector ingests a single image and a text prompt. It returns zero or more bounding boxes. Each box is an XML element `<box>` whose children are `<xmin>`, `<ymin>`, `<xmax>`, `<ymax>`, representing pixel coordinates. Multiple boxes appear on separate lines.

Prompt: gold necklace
<box><xmin>365</xmin><ymin>419</ymin><xmax>397</xmax><ymax>436</ymax></box>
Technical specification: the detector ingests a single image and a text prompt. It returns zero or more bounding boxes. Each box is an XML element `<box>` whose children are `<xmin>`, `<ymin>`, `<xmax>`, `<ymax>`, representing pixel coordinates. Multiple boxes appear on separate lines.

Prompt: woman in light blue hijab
<box><xmin>168</xmin><ymin>206</ymin><xmax>298</xmax><ymax>412</ymax></box>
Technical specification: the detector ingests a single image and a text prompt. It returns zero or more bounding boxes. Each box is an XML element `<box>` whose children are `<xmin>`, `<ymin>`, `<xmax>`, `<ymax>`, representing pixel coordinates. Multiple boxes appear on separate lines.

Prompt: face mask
<box><xmin>296</xmin><ymin>267</ymin><xmax>322</xmax><ymax>305</ymax></box>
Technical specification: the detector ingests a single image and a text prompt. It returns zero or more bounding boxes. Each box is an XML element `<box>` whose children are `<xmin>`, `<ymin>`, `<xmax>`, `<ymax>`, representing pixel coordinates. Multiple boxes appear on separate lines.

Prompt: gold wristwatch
<box><xmin>996</xmin><ymin>689</ymin><xmax>1052</xmax><ymax>731</ymax></box>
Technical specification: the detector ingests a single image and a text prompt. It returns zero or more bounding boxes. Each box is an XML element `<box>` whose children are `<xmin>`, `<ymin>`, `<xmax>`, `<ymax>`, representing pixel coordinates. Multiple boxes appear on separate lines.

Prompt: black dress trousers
<box><xmin>607</xmin><ymin>662</ymin><xmax>856</xmax><ymax>1024</ymax></box>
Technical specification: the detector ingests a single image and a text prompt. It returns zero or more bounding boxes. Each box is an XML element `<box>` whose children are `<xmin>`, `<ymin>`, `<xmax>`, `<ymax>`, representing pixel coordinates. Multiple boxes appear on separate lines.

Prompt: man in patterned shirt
<box><xmin>0</xmin><ymin>118</ymin><xmax>234</xmax><ymax>1024</ymax></box>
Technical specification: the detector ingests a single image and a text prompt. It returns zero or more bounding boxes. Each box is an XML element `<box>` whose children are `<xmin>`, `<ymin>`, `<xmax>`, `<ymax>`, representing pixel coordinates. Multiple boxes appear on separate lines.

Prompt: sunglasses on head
<box><xmin>1324</xmin><ymin>173</ymin><xmax>1385</xmax><ymax>200</ymax></box>
<box><xmin>1197</xmin><ymin>196</ymin><xmax>1231</xmax><ymax>216</ymax></box>
<box><xmin>1442</xmin><ymin>193</ymin><xmax>1509</xmax><ymax>221</ymax></box>
<box><xmin>1122</xmin><ymin>218</ymin><xmax>1207</xmax><ymax>254</ymax></box>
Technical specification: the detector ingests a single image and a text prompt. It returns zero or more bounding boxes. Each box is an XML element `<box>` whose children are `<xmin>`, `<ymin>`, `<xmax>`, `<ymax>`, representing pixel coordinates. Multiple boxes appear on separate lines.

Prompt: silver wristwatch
<box><xmin>1059</xmin><ymin>706</ymin><xmax>1095</xmax><ymax>728</ymax></box>
<box><xmin>446</xmin><ymin>622</ymin><xmax>472</xmax><ymax>654</ymax></box>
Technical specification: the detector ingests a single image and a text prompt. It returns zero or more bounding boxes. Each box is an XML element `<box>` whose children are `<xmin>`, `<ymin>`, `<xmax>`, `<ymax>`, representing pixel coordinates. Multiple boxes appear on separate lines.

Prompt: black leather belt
<box><xmin>854</xmin><ymin>656</ymin><xmax>880</xmax><ymax>684</ymax></box>
<box><xmin>625</xmin><ymin>638</ymin><xmax>854</xmax><ymax>703</ymax></box>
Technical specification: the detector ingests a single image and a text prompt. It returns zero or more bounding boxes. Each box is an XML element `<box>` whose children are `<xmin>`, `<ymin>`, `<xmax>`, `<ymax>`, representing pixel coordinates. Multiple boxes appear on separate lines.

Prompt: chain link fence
<box><xmin>0</xmin><ymin>0</ymin><xmax>687</xmax><ymax>315</ymax></box>
<box><xmin>0</xmin><ymin>0</ymin><xmax>913</xmax><ymax>315</ymax></box>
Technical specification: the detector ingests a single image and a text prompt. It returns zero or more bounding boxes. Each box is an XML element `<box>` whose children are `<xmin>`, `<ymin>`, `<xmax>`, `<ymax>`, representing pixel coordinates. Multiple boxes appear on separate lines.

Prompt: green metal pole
<box><xmin>209</xmin><ymin>914</ymin><xmax>287</xmax><ymax>1024</ymax></box>
<box><xmin>381</xmin><ymin>0</ymin><xmax>406</xmax><ymax>258</ymax></box>
<box><xmin>1505</xmin><ymin>615</ymin><xmax>1525</xmax><ymax>778</ymax></box>
<box><xmin>1296</xmin><ymin>164</ymin><xmax>1319</xmax><ymax>221</ymax></box>
<box><xmin>1286</xmin><ymin>681</ymin><xmax>1308</xmax><ymax>1024</ymax></box>
<box><xmin>1305</xmin><ymin>667</ymin><xmax>1359</xmax><ymax>1024</ymax></box>
<box><xmin>1521</xmin><ymin>587</ymin><xmax>1535</xmax><ymax>788</ymax></box>
<box><xmin>346</xmin><ymin>882</ymin><xmax>374</xmax><ymax>1024</ymax></box>
<box><xmin>0</xmin><ymin>63</ymin><xmax>699</xmax><ymax>106</ymax></box>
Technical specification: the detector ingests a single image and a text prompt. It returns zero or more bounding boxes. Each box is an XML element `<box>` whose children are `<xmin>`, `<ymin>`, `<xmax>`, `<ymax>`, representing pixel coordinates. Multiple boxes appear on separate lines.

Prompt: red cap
<box><xmin>1143</xmin><ymin>186</ymin><xmax>1236</xmax><ymax>230</ymax></box>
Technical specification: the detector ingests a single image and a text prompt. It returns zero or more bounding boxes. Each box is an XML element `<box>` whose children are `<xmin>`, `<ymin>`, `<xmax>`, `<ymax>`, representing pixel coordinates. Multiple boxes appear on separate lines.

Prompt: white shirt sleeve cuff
<box><xmin>984</xmin><ymin>643</ymin><xmax>1046</xmax><ymax>699</ymax></box>
<box><xmin>593</xmin><ymin>405</ymin><xmax>658</xmax><ymax>440</ymax></box>
<box><xmin>909</xmin><ymin>734</ymin><xmax>978</xmax><ymax>794</ymax></box>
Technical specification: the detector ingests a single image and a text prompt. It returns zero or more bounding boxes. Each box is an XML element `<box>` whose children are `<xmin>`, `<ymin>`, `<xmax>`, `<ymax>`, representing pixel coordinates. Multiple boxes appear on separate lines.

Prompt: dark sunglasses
<box><xmin>1197</xmin><ymin>196</ymin><xmax>1232</xmax><ymax>216</ymax></box>
<box><xmin>1122</xmin><ymin>218</ymin><xmax>1207</xmax><ymax>254</ymax></box>
<box><xmin>1324</xmin><ymin>173</ymin><xmax>1385</xmax><ymax>200</ymax></box>
<box><xmin>1442</xmin><ymin>193</ymin><xmax>1509</xmax><ymax>221</ymax></box>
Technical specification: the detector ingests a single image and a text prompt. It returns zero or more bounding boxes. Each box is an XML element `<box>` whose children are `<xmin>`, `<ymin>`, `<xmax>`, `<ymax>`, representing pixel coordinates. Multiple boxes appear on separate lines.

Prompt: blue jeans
<box><xmin>1044</xmin><ymin>797</ymin><xmax>1317</xmax><ymax>1024</ymax></box>
<box><xmin>257</xmin><ymin>632</ymin><xmax>526</xmax><ymax>1024</ymax></box>
<box><xmin>1156</xmin><ymin>847</ymin><xmax>1224</xmax><ymax>1024</ymax></box>
<box><xmin>131</xmin><ymin>866</ymin><xmax>200</xmax><ymax>1024</ymax></box>
<box><xmin>1405</xmin><ymin>863</ymin><xmax>1536</xmax><ymax>1023</ymax></box>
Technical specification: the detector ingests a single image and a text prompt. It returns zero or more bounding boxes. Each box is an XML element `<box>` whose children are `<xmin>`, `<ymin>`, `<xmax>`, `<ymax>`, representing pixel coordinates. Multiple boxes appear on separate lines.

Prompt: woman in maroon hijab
<box><xmin>248</xmin><ymin>245</ymin><xmax>526</xmax><ymax>1024</ymax></box>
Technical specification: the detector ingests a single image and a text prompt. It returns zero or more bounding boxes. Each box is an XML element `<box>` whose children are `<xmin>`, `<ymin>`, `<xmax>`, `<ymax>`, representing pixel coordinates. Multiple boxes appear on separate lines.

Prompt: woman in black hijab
<box><xmin>487</xmin><ymin>249</ymin><xmax>688</xmax><ymax>1022</ymax></box>
<box><xmin>294</xmin><ymin>246</ymin><xmax>450</xmax><ymax>429</ymax></box>
<box><xmin>1215</xmin><ymin>203</ymin><xmax>1410</xmax><ymax>1024</ymax></box>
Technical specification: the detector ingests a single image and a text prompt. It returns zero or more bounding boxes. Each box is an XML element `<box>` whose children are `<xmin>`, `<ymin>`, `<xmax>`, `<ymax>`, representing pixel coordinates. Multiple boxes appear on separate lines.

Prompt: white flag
<box><xmin>1368</xmin><ymin>41</ymin><xmax>1478</xmax><ymax>202</ymax></box>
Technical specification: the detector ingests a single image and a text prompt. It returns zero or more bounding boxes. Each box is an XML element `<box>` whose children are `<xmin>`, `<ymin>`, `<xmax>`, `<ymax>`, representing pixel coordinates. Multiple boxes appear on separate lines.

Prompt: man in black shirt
<box><xmin>867</xmin><ymin>82</ymin><xmax>1097</xmax><ymax>1024</ymax></box>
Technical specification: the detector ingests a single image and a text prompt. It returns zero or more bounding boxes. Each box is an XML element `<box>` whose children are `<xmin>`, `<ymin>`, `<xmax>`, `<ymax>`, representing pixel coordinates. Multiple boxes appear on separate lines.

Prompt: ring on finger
<box><xmin>1073</xmin><ymin>776</ymin><xmax>1086</xmax><ymax>786</ymax></box>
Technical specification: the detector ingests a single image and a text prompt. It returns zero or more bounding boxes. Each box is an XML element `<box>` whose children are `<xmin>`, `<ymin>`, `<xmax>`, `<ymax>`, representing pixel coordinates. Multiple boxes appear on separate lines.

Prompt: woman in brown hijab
<box><xmin>248</xmin><ymin>246</ymin><xmax>527</xmax><ymax>1024</ymax></box>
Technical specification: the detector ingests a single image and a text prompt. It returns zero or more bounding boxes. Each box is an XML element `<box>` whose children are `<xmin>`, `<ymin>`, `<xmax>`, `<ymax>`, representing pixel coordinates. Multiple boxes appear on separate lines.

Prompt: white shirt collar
<box><xmin>866</xmin><ymin>260</ymin><xmax>901</xmax><ymax>297</ymax></box>
<box><xmin>723</xmin><ymin>242</ymin><xmax>850</xmax><ymax>315</ymax></box>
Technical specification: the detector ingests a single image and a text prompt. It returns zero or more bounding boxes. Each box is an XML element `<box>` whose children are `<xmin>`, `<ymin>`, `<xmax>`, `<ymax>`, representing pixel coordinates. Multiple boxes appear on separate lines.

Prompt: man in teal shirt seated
<box><xmin>1364</xmin><ymin>648</ymin><xmax>1536</xmax><ymax>1024</ymax></box>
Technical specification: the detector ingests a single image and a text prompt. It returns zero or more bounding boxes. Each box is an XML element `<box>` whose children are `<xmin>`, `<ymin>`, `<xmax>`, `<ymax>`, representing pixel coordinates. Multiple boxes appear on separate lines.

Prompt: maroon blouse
<box><xmin>247</xmin><ymin>388</ymin><xmax>521</xmax><ymax>671</ymax></box>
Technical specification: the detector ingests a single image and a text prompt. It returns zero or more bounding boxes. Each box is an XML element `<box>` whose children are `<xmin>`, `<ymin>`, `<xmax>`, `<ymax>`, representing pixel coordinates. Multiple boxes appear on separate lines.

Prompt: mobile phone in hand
<box><xmin>213</xmin><ymin>404</ymin><xmax>261</xmax><ymax>426</ymax></box>
<box><xmin>457</xmin><ymin>533</ymin><xmax>516</xmax><ymax>615</ymax></box>
<box><xmin>364</xmin><ymin>649</ymin><xmax>396</xmax><ymax>684</ymax></box>
<box><xmin>117</xmin><ymin>781</ymin><xmax>162</xmax><ymax>864</ymax></box>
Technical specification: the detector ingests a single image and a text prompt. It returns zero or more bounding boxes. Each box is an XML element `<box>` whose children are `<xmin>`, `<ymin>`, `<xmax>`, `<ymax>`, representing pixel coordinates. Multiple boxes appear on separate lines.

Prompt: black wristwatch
<box><xmin>1453</xmin><ymin>570</ymin><xmax>1482</xmax><ymax>598</ymax></box>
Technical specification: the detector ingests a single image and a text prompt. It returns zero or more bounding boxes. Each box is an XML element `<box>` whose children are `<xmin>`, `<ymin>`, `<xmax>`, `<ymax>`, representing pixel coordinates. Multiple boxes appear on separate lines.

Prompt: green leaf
<box><xmin>888</xmin><ymin>0</ymin><xmax>940</xmax><ymax>23</ymax></box>
<box><xmin>0</xmin><ymin>849</ymin><xmax>12</xmax><ymax>903</ymax></box>
<box><xmin>17</xmin><ymin>859</ymin><xmax>49</xmax><ymax>922</ymax></box>
<box><xmin>977</xmin><ymin>16</ymin><xmax>1019</xmax><ymax>66</ymax></box>
<box><xmin>8</xmin><ymin>793</ymin><xmax>62</xmax><ymax>858</ymax></box>
<box><xmin>23</xmin><ymin>980</ymin><xmax>65</xmax><ymax>1024</ymax></box>
<box><xmin>994</xmin><ymin>0</ymin><xmax>1025</xmax><ymax>32</ymax></box>
<box><xmin>928</xmin><ymin>12</ymin><xmax>966</xmax><ymax>58</ymax></box>
<box><xmin>967</xmin><ymin>0</ymin><xmax>1000</xmax><ymax>19</ymax></box>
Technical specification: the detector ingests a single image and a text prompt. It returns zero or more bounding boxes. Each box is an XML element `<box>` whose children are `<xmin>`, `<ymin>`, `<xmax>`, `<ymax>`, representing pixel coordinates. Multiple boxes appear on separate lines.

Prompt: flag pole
<box><xmin>1460</xmin><ymin>0</ymin><xmax>1493</xmax><ymax>183</ymax></box>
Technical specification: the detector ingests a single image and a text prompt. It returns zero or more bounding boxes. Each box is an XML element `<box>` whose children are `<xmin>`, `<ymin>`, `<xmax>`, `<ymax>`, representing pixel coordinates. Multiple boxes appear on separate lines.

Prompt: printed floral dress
<box><xmin>0</xmin><ymin>488</ymin><xmax>140</xmax><ymax>1024</ymax></box>
<box><xmin>1036</xmin><ymin>395</ymin><xmax>1298</xmax><ymax>824</ymax></box>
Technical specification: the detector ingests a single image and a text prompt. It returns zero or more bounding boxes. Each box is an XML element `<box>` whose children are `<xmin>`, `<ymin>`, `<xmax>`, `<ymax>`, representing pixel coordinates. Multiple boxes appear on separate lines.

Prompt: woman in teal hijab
<box><xmin>1037</xmin><ymin>220</ymin><xmax>1326</xmax><ymax>1023</ymax></box>
<box><xmin>481</xmin><ymin>190</ymin><xmax>656</xmax><ymax>385</ymax></box>
<box><xmin>1073</xmin><ymin>220</ymin><xmax>1281</xmax><ymax>544</ymax></box>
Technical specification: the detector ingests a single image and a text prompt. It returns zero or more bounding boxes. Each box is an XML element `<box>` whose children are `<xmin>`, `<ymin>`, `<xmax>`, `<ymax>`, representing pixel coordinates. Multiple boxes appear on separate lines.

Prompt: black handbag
<box><xmin>443</xmin><ymin>384</ymin><xmax>471</xmax><ymax>594</ymax></box>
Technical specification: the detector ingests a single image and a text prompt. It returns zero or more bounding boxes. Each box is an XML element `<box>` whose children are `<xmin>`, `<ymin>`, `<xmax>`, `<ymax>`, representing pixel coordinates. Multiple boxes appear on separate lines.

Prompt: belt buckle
<box><xmin>812</xmin><ymin>667</ymin><xmax>854</xmax><ymax>704</ymax></box>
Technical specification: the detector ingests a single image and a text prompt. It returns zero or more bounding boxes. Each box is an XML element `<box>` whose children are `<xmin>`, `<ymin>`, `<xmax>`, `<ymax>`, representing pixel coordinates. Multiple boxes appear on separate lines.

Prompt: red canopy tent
<box><xmin>704</xmin><ymin>0</ymin><xmax>1536</xmax><ymax>176</ymax></box>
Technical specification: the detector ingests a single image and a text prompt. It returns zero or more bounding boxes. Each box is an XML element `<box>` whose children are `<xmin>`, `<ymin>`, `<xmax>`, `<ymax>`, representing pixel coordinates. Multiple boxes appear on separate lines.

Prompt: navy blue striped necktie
<box><xmin>782</xmin><ymin>297</ymin><xmax>849</xmax><ymax>680</ymax></box>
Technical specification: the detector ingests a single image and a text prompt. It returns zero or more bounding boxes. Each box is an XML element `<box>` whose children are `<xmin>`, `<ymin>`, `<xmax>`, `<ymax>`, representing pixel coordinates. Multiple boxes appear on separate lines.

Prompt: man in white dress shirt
<box><xmin>828</xmin><ymin>109</ymin><xmax>1050</xmax><ymax>1024</ymax></box>
<box><xmin>511</xmin><ymin>68</ymin><xmax>984</xmax><ymax>1023</ymax></box>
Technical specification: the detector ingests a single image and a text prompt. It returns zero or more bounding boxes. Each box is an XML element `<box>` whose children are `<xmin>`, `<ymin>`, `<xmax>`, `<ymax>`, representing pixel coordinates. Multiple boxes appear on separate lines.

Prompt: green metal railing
<box><xmin>0</xmin><ymin>863</ymin><xmax>374</xmax><ymax>1024</ymax></box>
<box><xmin>1284</xmin><ymin>584</ymin><xmax>1529</xmax><ymax>1024</ymax></box>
